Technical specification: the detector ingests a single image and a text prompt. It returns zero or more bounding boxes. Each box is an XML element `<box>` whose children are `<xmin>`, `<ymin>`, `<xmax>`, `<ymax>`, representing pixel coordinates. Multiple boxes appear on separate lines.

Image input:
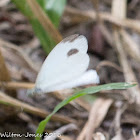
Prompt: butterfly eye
<box><xmin>67</xmin><ymin>49</ymin><xmax>79</xmax><ymax>57</ymax></box>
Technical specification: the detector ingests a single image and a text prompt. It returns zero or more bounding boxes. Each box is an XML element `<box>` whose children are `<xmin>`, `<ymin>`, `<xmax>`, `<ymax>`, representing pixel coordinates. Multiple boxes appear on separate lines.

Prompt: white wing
<box><xmin>34</xmin><ymin>34</ymin><xmax>89</xmax><ymax>93</ymax></box>
<box><xmin>44</xmin><ymin>70</ymin><xmax>100</xmax><ymax>92</ymax></box>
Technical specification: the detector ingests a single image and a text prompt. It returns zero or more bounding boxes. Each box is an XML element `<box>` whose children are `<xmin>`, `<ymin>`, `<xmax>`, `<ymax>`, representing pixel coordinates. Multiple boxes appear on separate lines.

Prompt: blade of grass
<box><xmin>43</xmin><ymin>0</ymin><xmax>66</xmax><ymax>27</ymax></box>
<box><xmin>27</xmin><ymin>0</ymin><xmax>62</xmax><ymax>42</ymax></box>
<box><xmin>35</xmin><ymin>82</ymin><xmax>136</xmax><ymax>140</ymax></box>
<box><xmin>12</xmin><ymin>0</ymin><xmax>65</xmax><ymax>54</ymax></box>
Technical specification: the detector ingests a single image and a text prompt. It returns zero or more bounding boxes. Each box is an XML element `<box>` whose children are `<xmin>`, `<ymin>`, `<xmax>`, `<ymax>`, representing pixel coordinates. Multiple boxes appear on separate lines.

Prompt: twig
<box><xmin>27</xmin><ymin>0</ymin><xmax>63</xmax><ymax>43</ymax></box>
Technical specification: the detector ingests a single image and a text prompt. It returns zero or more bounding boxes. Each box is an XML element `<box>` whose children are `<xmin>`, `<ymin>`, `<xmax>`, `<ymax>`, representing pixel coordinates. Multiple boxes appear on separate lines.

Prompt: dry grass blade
<box><xmin>111</xmin><ymin>102</ymin><xmax>127</xmax><ymax>140</ymax></box>
<box><xmin>65</xmin><ymin>6</ymin><xmax>140</xmax><ymax>34</ymax></box>
<box><xmin>85</xmin><ymin>98</ymin><xmax>113</xmax><ymax>140</ymax></box>
<box><xmin>75</xmin><ymin>98</ymin><xmax>91</xmax><ymax>111</ymax></box>
<box><xmin>113</xmin><ymin>31</ymin><xmax>140</xmax><ymax>103</ymax></box>
<box><xmin>0</xmin><ymin>49</ymin><xmax>11</xmax><ymax>81</ymax></box>
<box><xmin>77</xmin><ymin>99</ymin><xmax>112</xmax><ymax>140</ymax></box>
<box><xmin>77</xmin><ymin>122</ymin><xmax>88</xmax><ymax>140</ymax></box>
<box><xmin>0</xmin><ymin>91</ymin><xmax>75</xmax><ymax>124</ymax></box>
<box><xmin>0</xmin><ymin>81</ymin><xmax>91</xmax><ymax>111</ymax></box>
<box><xmin>98</xmin><ymin>23</ymin><xmax>113</xmax><ymax>47</ymax></box>
<box><xmin>112</xmin><ymin>0</ymin><xmax>140</xmax><ymax>104</ymax></box>
<box><xmin>0</xmin><ymin>38</ymin><xmax>39</xmax><ymax>73</ymax></box>
<box><xmin>96</xmin><ymin>60</ymin><xmax>122</xmax><ymax>73</ymax></box>
<box><xmin>0</xmin><ymin>46</ymin><xmax>17</xmax><ymax>120</ymax></box>
<box><xmin>27</xmin><ymin>0</ymin><xmax>62</xmax><ymax>43</ymax></box>
<box><xmin>0</xmin><ymin>81</ymin><xmax>34</xmax><ymax>89</ymax></box>
<box><xmin>21</xmin><ymin>37</ymin><xmax>40</xmax><ymax>49</ymax></box>
<box><xmin>112</xmin><ymin>0</ymin><xmax>127</xmax><ymax>19</ymax></box>
<box><xmin>120</xmin><ymin>30</ymin><xmax>140</xmax><ymax>62</ymax></box>
<box><xmin>90</xmin><ymin>0</ymin><xmax>100</xmax><ymax>21</ymax></box>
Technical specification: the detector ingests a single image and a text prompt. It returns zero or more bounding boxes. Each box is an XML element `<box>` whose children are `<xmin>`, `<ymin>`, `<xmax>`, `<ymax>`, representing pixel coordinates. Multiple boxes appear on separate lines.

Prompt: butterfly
<box><xmin>28</xmin><ymin>34</ymin><xmax>99</xmax><ymax>94</ymax></box>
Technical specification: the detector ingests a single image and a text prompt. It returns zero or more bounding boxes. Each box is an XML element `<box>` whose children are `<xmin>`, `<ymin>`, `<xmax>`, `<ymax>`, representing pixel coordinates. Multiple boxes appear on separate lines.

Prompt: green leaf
<box><xmin>44</xmin><ymin>0</ymin><xmax>66</xmax><ymax>27</ymax></box>
<box><xmin>12</xmin><ymin>0</ymin><xmax>66</xmax><ymax>54</ymax></box>
<box><xmin>12</xmin><ymin>0</ymin><xmax>33</xmax><ymax>17</ymax></box>
<box><xmin>29</xmin><ymin>19</ymin><xmax>56</xmax><ymax>53</ymax></box>
<box><xmin>35</xmin><ymin>82</ymin><xmax>136</xmax><ymax>140</ymax></box>
<box><xmin>82</xmin><ymin>94</ymin><xmax>97</xmax><ymax>104</ymax></box>
<box><xmin>36</xmin><ymin>0</ymin><xmax>46</xmax><ymax>9</ymax></box>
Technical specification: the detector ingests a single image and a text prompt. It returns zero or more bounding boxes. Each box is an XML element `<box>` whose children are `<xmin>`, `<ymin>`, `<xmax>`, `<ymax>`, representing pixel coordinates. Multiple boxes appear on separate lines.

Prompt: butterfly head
<box><xmin>27</xmin><ymin>87</ymin><xmax>43</xmax><ymax>96</ymax></box>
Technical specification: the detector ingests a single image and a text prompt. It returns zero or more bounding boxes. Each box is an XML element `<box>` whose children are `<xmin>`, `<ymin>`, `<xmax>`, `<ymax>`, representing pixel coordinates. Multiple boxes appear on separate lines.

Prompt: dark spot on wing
<box><xmin>67</xmin><ymin>49</ymin><xmax>79</xmax><ymax>57</ymax></box>
<box><xmin>62</xmin><ymin>34</ymin><xmax>80</xmax><ymax>43</ymax></box>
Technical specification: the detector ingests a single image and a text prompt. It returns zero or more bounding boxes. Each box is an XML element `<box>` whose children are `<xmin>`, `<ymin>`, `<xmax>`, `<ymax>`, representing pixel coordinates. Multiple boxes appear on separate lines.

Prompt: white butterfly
<box><xmin>29</xmin><ymin>34</ymin><xmax>99</xmax><ymax>94</ymax></box>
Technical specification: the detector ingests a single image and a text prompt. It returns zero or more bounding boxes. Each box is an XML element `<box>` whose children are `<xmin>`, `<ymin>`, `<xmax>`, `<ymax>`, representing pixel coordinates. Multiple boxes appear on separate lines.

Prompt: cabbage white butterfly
<box><xmin>29</xmin><ymin>34</ymin><xmax>99</xmax><ymax>94</ymax></box>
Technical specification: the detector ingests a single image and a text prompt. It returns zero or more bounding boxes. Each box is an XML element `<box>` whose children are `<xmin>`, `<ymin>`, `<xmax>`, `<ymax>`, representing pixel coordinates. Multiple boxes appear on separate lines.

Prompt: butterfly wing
<box><xmin>34</xmin><ymin>34</ymin><xmax>89</xmax><ymax>93</ymax></box>
<box><xmin>44</xmin><ymin>70</ymin><xmax>100</xmax><ymax>92</ymax></box>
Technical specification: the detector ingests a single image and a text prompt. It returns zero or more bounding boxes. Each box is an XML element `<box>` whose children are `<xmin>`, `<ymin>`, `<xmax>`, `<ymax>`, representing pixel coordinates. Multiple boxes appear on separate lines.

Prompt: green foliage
<box><xmin>40</xmin><ymin>0</ymin><xmax>66</xmax><ymax>27</ymax></box>
<box><xmin>35</xmin><ymin>82</ymin><xmax>136</xmax><ymax>140</ymax></box>
<box><xmin>12</xmin><ymin>0</ymin><xmax>66</xmax><ymax>54</ymax></box>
